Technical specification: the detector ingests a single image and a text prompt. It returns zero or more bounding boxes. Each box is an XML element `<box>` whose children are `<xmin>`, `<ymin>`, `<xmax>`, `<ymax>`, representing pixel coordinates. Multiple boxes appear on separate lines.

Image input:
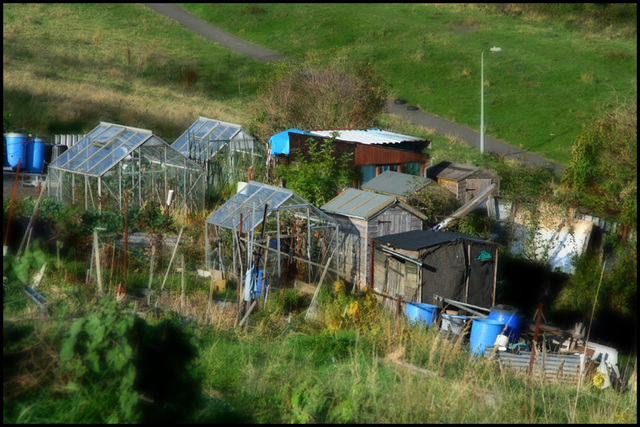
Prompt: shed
<box><xmin>320</xmin><ymin>188</ymin><xmax>427</xmax><ymax>289</ymax></box>
<box><xmin>206</xmin><ymin>181</ymin><xmax>340</xmax><ymax>290</ymax></box>
<box><xmin>427</xmin><ymin>161</ymin><xmax>500</xmax><ymax>205</ymax></box>
<box><xmin>172</xmin><ymin>116</ymin><xmax>264</xmax><ymax>189</ymax></box>
<box><xmin>48</xmin><ymin>122</ymin><xmax>205</xmax><ymax>212</ymax></box>
<box><xmin>287</xmin><ymin>128</ymin><xmax>430</xmax><ymax>186</ymax></box>
<box><xmin>372</xmin><ymin>230</ymin><xmax>498</xmax><ymax>311</ymax></box>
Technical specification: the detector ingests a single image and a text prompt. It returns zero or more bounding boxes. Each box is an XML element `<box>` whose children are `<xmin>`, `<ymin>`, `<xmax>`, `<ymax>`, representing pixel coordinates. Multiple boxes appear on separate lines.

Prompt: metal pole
<box><xmin>480</xmin><ymin>50</ymin><xmax>485</xmax><ymax>155</ymax></box>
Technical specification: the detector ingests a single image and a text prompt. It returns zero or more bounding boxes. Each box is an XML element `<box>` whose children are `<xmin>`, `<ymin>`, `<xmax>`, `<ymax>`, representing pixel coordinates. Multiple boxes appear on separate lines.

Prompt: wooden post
<box><xmin>147</xmin><ymin>245</ymin><xmax>155</xmax><ymax>305</ymax></box>
<box><xmin>529</xmin><ymin>301</ymin><xmax>543</xmax><ymax>376</ymax></box>
<box><xmin>180</xmin><ymin>254</ymin><xmax>185</xmax><ymax>313</ymax></box>
<box><xmin>464</xmin><ymin>244</ymin><xmax>471</xmax><ymax>303</ymax></box>
<box><xmin>369</xmin><ymin>238</ymin><xmax>375</xmax><ymax>289</ymax></box>
<box><xmin>396</xmin><ymin>295</ymin><xmax>403</xmax><ymax>320</ymax></box>
<box><xmin>17</xmin><ymin>178</ymin><xmax>48</xmax><ymax>258</ymax></box>
<box><xmin>4</xmin><ymin>157</ymin><xmax>22</xmax><ymax>254</ymax></box>
<box><xmin>93</xmin><ymin>229</ymin><xmax>104</xmax><ymax>296</ymax></box>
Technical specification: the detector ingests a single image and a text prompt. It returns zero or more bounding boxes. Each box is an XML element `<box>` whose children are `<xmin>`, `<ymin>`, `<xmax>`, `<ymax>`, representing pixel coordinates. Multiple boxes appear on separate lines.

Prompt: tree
<box><xmin>249</xmin><ymin>58</ymin><xmax>388</xmax><ymax>145</ymax></box>
<box><xmin>275</xmin><ymin>137</ymin><xmax>357</xmax><ymax>207</ymax></box>
<box><xmin>562</xmin><ymin>101</ymin><xmax>637</xmax><ymax>229</ymax></box>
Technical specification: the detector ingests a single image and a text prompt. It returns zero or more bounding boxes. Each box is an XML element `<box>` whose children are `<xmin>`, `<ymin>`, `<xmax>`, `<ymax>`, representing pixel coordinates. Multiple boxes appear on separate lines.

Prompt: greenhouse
<box><xmin>206</xmin><ymin>181</ymin><xmax>341</xmax><ymax>291</ymax></box>
<box><xmin>172</xmin><ymin>117</ymin><xmax>266</xmax><ymax>190</ymax></box>
<box><xmin>47</xmin><ymin>122</ymin><xmax>205</xmax><ymax>212</ymax></box>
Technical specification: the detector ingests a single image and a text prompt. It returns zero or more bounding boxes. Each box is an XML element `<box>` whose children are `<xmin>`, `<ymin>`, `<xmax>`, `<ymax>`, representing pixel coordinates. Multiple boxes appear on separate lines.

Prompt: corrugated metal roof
<box><xmin>320</xmin><ymin>188</ymin><xmax>426</xmax><ymax>221</ymax></box>
<box><xmin>361</xmin><ymin>171</ymin><xmax>433</xmax><ymax>197</ymax></box>
<box><xmin>309</xmin><ymin>128</ymin><xmax>426</xmax><ymax>145</ymax></box>
<box><xmin>374</xmin><ymin>230</ymin><xmax>497</xmax><ymax>251</ymax></box>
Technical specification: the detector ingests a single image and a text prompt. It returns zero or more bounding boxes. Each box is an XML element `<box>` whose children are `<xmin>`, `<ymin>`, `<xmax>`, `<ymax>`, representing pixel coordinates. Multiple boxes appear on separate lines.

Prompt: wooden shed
<box><xmin>372</xmin><ymin>230</ymin><xmax>498</xmax><ymax>312</ymax></box>
<box><xmin>427</xmin><ymin>162</ymin><xmax>500</xmax><ymax>205</ymax></box>
<box><xmin>287</xmin><ymin>128</ymin><xmax>430</xmax><ymax>186</ymax></box>
<box><xmin>320</xmin><ymin>188</ymin><xmax>427</xmax><ymax>290</ymax></box>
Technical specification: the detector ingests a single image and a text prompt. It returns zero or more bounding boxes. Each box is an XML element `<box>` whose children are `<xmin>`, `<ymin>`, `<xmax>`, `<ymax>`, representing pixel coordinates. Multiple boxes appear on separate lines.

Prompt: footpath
<box><xmin>143</xmin><ymin>3</ymin><xmax>566</xmax><ymax>176</ymax></box>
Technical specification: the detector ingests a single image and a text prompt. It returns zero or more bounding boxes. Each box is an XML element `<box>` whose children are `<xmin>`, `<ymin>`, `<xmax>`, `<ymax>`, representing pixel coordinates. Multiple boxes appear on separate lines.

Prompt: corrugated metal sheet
<box><xmin>321</xmin><ymin>188</ymin><xmax>427</xmax><ymax>221</ymax></box>
<box><xmin>484</xmin><ymin>348</ymin><xmax>588</xmax><ymax>384</ymax></box>
<box><xmin>361</xmin><ymin>171</ymin><xmax>432</xmax><ymax>197</ymax></box>
<box><xmin>309</xmin><ymin>128</ymin><xmax>426</xmax><ymax>145</ymax></box>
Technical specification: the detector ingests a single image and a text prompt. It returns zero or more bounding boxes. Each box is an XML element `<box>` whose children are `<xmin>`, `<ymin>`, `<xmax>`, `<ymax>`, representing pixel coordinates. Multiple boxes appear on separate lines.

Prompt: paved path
<box><xmin>144</xmin><ymin>3</ymin><xmax>566</xmax><ymax>175</ymax></box>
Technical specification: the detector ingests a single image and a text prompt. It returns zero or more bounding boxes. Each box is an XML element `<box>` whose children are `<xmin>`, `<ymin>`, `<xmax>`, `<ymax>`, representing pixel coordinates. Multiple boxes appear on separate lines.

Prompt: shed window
<box><xmin>403</xmin><ymin>162</ymin><xmax>421</xmax><ymax>176</ymax></box>
<box><xmin>360</xmin><ymin>165</ymin><xmax>376</xmax><ymax>183</ymax></box>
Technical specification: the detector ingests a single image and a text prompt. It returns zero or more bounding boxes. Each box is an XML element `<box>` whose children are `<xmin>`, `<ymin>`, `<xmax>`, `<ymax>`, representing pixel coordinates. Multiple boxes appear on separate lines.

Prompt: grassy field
<box><xmin>179</xmin><ymin>3</ymin><xmax>637</xmax><ymax>165</ymax></box>
<box><xmin>4</xmin><ymin>4</ymin><xmax>636</xmax><ymax>165</ymax></box>
<box><xmin>2</xmin><ymin>3</ymin><xmax>265</xmax><ymax>142</ymax></box>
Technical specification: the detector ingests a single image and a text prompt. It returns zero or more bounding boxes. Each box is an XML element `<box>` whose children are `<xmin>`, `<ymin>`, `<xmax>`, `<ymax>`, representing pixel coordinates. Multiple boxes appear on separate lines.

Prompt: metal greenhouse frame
<box><xmin>172</xmin><ymin>117</ymin><xmax>266</xmax><ymax>191</ymax></box>
<box><xmin>48</xmin><ymin>122</ymin><xmax>205</xmax><ymax>212</ymax></box>
<box><xmin>205</xmin><ymin>181</ymin><xmax>341</xmax><ymax>291</ymax></box>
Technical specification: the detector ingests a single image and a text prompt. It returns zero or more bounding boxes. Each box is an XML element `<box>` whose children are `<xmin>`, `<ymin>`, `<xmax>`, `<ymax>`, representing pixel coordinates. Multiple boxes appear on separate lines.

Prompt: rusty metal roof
<box><xmin>320</xmin><ymin>188</ymin><xmax>427</xmax><ymax>221</ymax></box>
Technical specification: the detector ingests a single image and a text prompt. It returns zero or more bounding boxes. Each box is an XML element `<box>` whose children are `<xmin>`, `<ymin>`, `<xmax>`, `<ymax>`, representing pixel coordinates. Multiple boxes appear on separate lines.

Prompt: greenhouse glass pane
<box><xmin>77</xmin><ymin>130</ymin><xmax>137</xmax><ymax>174</ymax></box>
<box><xmin>93</xmin><ymin>126</ymin><xmax>124</xmax><ymax>143</ymax></box>
<box><xmin>209</xmin><ymin>125</ymin><xmax>231</xmax><ymax>140</ymax></box>
<box><xmin>218</xmin><ymin>127</ymin><xmax>239</xmax><ymax>140</ymax></box>
<box><xmin>194</xmin><ymin>121</ymin><xmax>218</xmax><ymax>139</ymax></box>
<box><xmin>90</xmin><ymin>133</ymin><xmax>148</xmax><ymax>176</ymax></box>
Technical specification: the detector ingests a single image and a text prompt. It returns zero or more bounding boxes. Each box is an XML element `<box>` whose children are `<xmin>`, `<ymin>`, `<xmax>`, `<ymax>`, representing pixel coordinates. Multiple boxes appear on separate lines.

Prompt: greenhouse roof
<box><xmin>207</xmin><ymin>181</ymin><xmax>337</xmax><ymax>232</ymax></box>
<box><xmin>48</xmin><ymin>122</ymin><xmax>194</xmax><ymax>177</ymax></box>
<box><xmin>172</xmin><ymin>116</ymin><xmax>257</xmax><ymax>162</ymax></box>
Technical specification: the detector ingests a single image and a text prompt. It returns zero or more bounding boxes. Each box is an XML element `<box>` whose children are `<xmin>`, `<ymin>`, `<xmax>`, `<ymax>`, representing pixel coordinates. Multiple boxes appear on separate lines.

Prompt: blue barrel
<box><xmin>26</xmin><ymin>137</ymin><xmax>46</xmax><ymax>173</ymax></box>
<box><xmin>5</xmin><ymin>133</ymin><xmax>27</xmax><ymax>169</ymax></box>
<box><xmin>441</xmin><ymin>313</ymin><xmax>469</xmax><ymax>336</ymax></box>
<box><xmin>488</xmin><ymin>305</ymin><xmax>521</xmax><ymax>344</ymax></box>
<box><xmin>256</xmin><ymin>269</ymin><xmax>265</xmax><ymax>296</ymax></box>
<box><xmin>470</xmin><ymin>318</ymin><xmax>505</xmax><ymax>356</ymax></box>
<box><xmin>405</xmin><ymin>302</ymin><xmax>438</xmax><ymax>328</ymax></box>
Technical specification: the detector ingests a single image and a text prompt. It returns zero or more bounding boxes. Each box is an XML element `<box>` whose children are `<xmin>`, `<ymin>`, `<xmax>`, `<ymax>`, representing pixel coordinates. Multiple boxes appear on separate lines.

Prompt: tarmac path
<box><xmin>143</xmin><ymin>3</ymin><xmax>566</xmax><ymax>175</ymax></box>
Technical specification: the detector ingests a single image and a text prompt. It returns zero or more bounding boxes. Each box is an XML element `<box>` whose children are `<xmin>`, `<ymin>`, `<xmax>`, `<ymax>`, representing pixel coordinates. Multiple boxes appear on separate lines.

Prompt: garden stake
<box><xmin>17</xmin><ymin>178</ymin><xmax>48</xmax><ymax>258</ymax></box>
<box><xmin>4</xmin><ymin>157</ymin><xmax>21</xmax><ymax>256</ymax></box>
<box><xmin>147</xmin><ymin>245</ymin><xmax>155</xmax><ymax>305</ymax></box>
<box><xmin>571</xmin><ymin>258</ymin><xmax>606</xmax><ymax>423</ymax></box>
<box><xmin>156</xmin><ymin>227</ymin><xmax>183</xmax><ymax>307</ymax></box>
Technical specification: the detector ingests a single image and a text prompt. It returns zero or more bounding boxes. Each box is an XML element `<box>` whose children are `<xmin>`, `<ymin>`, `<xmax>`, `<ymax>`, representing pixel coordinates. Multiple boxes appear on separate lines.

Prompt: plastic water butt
<box><xmin>405</xmin><ymin>302</ymin><xmax>438</xmax><ymax>328</ymax></box>
<box><xmin>26</xmin><ymin>137</ymin><xmax>46</xmax><ymax>174</ymax></box>
<box><xmin>470</xmin><ymin>318</ymin><xmax>505</xmax><ymax>356</ymax></box>
<box><xmin>5</xmin><ymin>133</ymin><xmax>27</xmax><ymax>169</ymax></box>
<box><xmin>488</xmin><ymin>305</ymin><xmax>522</xmax><ymax>344</ymax></box>
<box><xmin>441</xmin><ymin>313</ymin><xmax>469</xmax><ymax>336</ymax></box>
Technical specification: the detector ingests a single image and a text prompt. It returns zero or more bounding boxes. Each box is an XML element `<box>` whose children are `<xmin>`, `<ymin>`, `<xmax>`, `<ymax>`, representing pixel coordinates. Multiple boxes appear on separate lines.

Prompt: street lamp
<box><xmin>480</xmin><ymin>46</ymin><xmax>502</xmax><ymax>155</ymax></box>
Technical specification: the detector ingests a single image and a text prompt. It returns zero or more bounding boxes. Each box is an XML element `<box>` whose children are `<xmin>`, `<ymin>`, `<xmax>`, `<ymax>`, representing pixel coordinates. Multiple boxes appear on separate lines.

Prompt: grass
<box><xmin>178</xmin><ymin>3</ymin><xmax>636</xmax><ymax>165</ymax></box>
<box><xmin>2</xmin><ymin>221</ymin><xmax>637</xmax><ymax>423</ymax></box>
<box><xmin>3</xmin><ymin>3</ymin><xmax>266</xmax><ymax>141</ymax></box>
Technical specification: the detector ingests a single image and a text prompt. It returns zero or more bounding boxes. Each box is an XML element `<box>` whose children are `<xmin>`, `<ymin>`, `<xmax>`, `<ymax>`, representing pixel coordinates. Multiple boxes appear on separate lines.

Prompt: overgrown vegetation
<box><xmin>249</xmin><ymin>58</ymin><xmax>388</xmax><ymax>145</ymax></box>
<box><xmin>274</xmin><ymin>138</ymin><xmax>357</xmax><ymax>206</ymax></box>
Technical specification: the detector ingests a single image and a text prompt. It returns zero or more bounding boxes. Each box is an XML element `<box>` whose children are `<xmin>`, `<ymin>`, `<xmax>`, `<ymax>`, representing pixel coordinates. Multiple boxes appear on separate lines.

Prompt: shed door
<box><xmin>386</xmin><ymin>256</ymin><xmax>405</xmax><ymax>300</ymax></box>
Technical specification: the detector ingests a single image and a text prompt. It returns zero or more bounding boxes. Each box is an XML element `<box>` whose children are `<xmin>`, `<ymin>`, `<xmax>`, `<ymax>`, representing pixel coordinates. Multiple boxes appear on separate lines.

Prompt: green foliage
<box><xmin>455</xmin><ymin>213</ymin><xmax>496</xmax><ymax>239</ymax></box>
<box><xmin>275</xmin><ymin>138</ymin><xmax>357</xmax><ymax>206</ymax></box>
<box><xmin>562</xmin><ymin>102</ymin><xmax>637</xmax><ymax>228</ymax></box>
<box><xmin>59</xmin><ymin>297</ymin><xmax>203</xmax><ymax>423</ymax></box>
<box><xmin>60</xmin><ymin>298</ymin><xmax>138</xmax><ymax>422</ymax></box>
<box><xmin>555</xmin><ymin>234</ymin><xmax>637</xmax><ymax>317</ymax></box>
<box><xmin>249</xmin><ymin>57</ymin><xmax>388</xmax><ymax>144</ymax></box>
<box><xmin>492</xmin><ymin>155</ymin><xmax>556</xmax><ymax>207</ymax></box>
<box><xmin>5</xmin><ymin>240</ymin><xmax>46</xmax><ymax>285</ymax></box>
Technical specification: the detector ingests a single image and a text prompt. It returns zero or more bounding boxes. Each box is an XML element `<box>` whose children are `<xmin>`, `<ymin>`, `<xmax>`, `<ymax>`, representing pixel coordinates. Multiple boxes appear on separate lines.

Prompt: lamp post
<box><xmin>480</xmin><ymin>46</ymin><xmax>502</xmax><ymax>155</ymax></box>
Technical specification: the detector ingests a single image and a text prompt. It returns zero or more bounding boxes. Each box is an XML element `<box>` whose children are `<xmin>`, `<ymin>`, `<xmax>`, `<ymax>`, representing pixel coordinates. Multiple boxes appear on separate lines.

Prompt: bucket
<box><xmin>405</xmin><ymin>302</ymin><xmax>438</xmax><ymax>328</ymax></box>
<box><xmin>26</xmin><ymin>137</ymin><xmax>46</xmax><ymax>173</ymax></box>
<box><xmin>5</xmin><ymin>133</ymin><xmax>27</xmax><ymax>169</ymax></box>
<box><xmin>488</xmin><ymin>305</ymin><xmax>521</xmax><ymax>343</ymax></box>
<box><xmin>495</xmin><ymin>334</ymin><xmax>509</xmax><ymax>350</ymax></box>
<box><xmin>470</xmin><ymin>318</ymin><xmax>505</xmax><ymax>356</ymax></box>
<box><xmin>441</xmin><ymin>313</ymin><xmax>469</xmax><ymax>335</ymax></box>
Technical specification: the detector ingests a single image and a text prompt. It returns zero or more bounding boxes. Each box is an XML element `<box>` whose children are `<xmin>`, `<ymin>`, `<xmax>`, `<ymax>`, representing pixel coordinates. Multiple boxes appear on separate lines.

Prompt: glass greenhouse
<box><xmin>48</xmin><ymin>122</ymin><xmax>205</xmax><ymax>212</ymax></box>
<box><xmin>206</xmin><ymin>181</ymin><xmax>341</xmax><ymax>290</ymax></box>
<box><xmin>172</xmin><ymin>117</ymin><xmax>266</xmax><ymax>190</ymax></box>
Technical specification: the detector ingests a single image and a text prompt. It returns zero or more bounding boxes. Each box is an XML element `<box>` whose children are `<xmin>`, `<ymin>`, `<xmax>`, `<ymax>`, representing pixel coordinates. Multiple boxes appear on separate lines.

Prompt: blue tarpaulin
<box><xmin>268</xmin><ymin>128</ymin><xmax>310</xmax><ymax>156</ymax></box>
